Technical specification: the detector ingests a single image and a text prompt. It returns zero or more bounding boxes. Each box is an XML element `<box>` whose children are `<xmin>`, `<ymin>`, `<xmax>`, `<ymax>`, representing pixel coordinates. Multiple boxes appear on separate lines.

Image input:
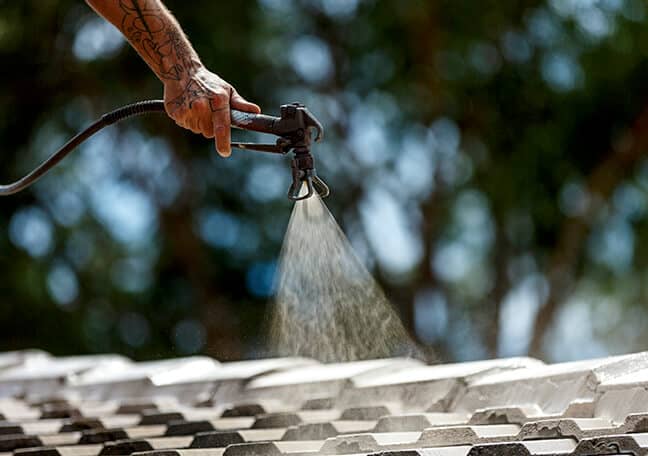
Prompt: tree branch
<box><xmin>529</xmin><ymin>103</ymin><xmax>648</xmax><ymax>357</ymax></box>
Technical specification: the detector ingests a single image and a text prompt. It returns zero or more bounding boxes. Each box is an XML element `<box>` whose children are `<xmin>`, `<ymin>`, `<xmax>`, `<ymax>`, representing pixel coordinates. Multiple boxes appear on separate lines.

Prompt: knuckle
<box><xmin>192</xmin><ymin>99</ymin><xmax>210</xmax><ymax>113</ymax></box>
<box><xmin>212</xmin><ymin>91</ymin><xmax>229</xmax><ymax>104</ymax></box>
<box><xmin>170</xmin><ymin>110</ymin><xmax>188</xmax><ymax>126</ymax></box>
<box><xmin>198</xmin><ymin>119</ymin><xmax>210</xmax><ymax>134</ymax></box>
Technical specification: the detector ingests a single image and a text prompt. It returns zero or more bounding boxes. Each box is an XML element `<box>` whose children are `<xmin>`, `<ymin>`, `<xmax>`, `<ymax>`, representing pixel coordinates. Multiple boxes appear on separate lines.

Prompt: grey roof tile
<box><xmin>0</xmin><ymin>398</ymin><xmax>41</xmax><ymax>422</ymax></box>
<box><xmin>337</xmin><ymin>358</ymin><xmax>541</xmax><ymax>413</ymax></box>
<box><xmin>465</xmin><ymin>443</ymin><xmax>532</xmax><ymax>456</ymax></box>
<box><xmin>497</xmin><ymin>438</ymin><xmax>576</xmax><ymax>455</ymax></box>
<box><xmin>620</xmin><ymin>413</ymin><xmax>648</xmax><ymax>433</ymax></box>
<box><xmin>222</xmin><ymin>440</ymin><xmax>324</xmax><ymax>456</ymax></box>
<box><xmin>7</xmin><ymin>350</ymin><xmax>648</xmax><ymax>456</ymax></box>
<box><xmin>0</xmin><ymin>351</ymin><xmax>50</xmax><ymax>374</ymax></box>
<box><xmin>319</xmin><ymin>431</ymin><xmax>422</xmax><ymax>454</ymax></box>
<box><xmin>189</xmin><ymin>429</ymin><xmax>287</xmax><ymax>449</ymax></box>
<box><xmin>466</xmin><ymin>438</ymin><xmax>577</xmax><ymax>456</ymax></box>
<box><xmin>239</xmin><ymin>429</ymin><xmax>289</xmax><ymax>443</ymax></box>
<box><xmin>0</xmin><ymin>435</ymin><xmax>44</xmax><ymax>452</ymax></box>
<box><xmin>282</xmin><ymin>423</ymin><xmax>338</xmax><ymax>441</ymax></box>
<box><xmin>329</xmin><ymin>421</ymin><xmax>377</xmax><ymax>434</ymax></box>
<box><xmin>221</xmin><ymin>404</ymin><xmax>268</xmax><ymax>418</ymax></box>
<box><xmin>79</xmin><ymin>425</ymin><xmax>167</xmax><ymax>443</ymax></box>
<box><xmin>0</xmin><ymin>420</ymin><xmax>63</xmax><ymax>435</ymax></box>
<box><xmin>135</xmin><ymin>450</ymin><xmax>226</xmax><ymax>456</ymax></box>
<box><xmin>99</xmin><ymin>436</ymin><xmax>193</xmax><ymax>456</ymax></box>
<box><xmin>79</xmin><ymin>428</ymin><xmax>130</xmax><ymax>444</ymax></box>
<box><xmin>594</xmin><ymin>387</ymin><xmax>648</xmax><ymax>424</ymax></box>
<box><xmin>281</xmin><ymin>421</ymin><xmax>376</xmax><ymax>441</ymax></box>
<box><xmin>252</xmin><ymin>413</ymin><xmax>302</xmax><ymax>429</ymax></box>
<box><xmin>573</xmin><ymin>434</ymin><xmax>645</xmax><ymax>454</ymax></box>
<box><xmin>116</xmin><ymin>399</ymin><xmax>181</xmax><ymax>415</ymax></box>
<box><xmin>516</xmin><ymin>417</ymin><xmax>616</xmax><ymax>440</ymax></box>
<box><xmin>76</xmin><ymin>414</ymin><xmax>141</xmax><ymax>430</ymax></box>
<box><xmin>374</xmin><ymin>414</ymin><xmax>469</xmax><ymax>432</ymax></box>
<box><xmin>468</xmin><ymin>406</ymin><xmax>544</xmax><ymax>425</ymax></box>
<box><xmin>453</xmin><ymin>352</ymin><xmax>648</xmax><ymax>418</ymax></box>
<box><xmin>140</xmin><ymin>412</ymin><xmax>186</xmax><ymax>426</ymax></box>
<box><xmin>417</xmin><ymin>425</ymin><xmax>520</xmax><ymax>447</ymax></box>
<box><xmin>69</xmin><ymin>358</ymin><xmax>219</xmax><ymax>402</ymax></box>
<box><xmin>208</xmin><ymin>418</ymin><xmax>256</xmax><ymax>430</ymax></box>
<box><xmin>14</xmin><ymin>445</ymin><xmax>103</xmax><ymax>456</ymax></box>
<box><xmin>36</xmin><ymin>432</ymin><xmax>82</xmax><ymax>446</ymax></box>
<box><xmin>373</xmin><ymin>449</ymin><xmax>472</xmax><ymax>456</ymax></box>
<box><xmin>300</xmin><ymin>398</ymin><xmax>334</xmax><ymax>410</ymax></box>
<box><xmin>244</xmin><ymin>359</ymin><xmax>422</xmax><ymax>406</ymax></box>
<box><xmin>0</xmin><ymin>356</ymin><xmax>130</xmax><ymax>399</ymax></box>
<box><xmin>297</xmin><ymin>410</ymin><xmax>342</xmax><ymax>422</ymax></box>
<box><xmin>189</xmin><ymin>431</ymin><xmax>245</xmax><ymax>448</ymax></box>
<box><xmin>223</xmin><ymin>441</ymin><xmax>282</xmax><ymax>456</ymax></box>
<box><xmin>200</xmin><ymin>358</ymin><xmax>319</xmax><ymax>384</ymax></box>
<box><xmin>340</xmin><ymin>406</ymin><xmax>394</xmax><ymax>421</ymax></box>
<box><xmin>281</xmin><ymin>423</ymin><xmax>338</xmax><ymax>441</ymax></box>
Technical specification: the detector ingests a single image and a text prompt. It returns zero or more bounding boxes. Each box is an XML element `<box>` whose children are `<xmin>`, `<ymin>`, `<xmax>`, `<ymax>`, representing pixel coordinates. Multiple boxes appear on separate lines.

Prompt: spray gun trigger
<box><xmin>302</xmin><ymin>109</ymin><xmax>324</xmax><ymax>142</ymax></box>
<box><xmin>231</xmin><ymin>137</ymin><xmax>291</xmax><ymax>154</ymax></box>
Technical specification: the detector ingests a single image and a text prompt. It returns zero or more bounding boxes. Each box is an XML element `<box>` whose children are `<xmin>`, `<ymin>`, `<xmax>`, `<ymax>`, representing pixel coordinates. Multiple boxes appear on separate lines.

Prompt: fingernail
<box><xmin>217</xmin><ymin>146</ymin><xmax>231</xmax><ymax>157</ymax></box>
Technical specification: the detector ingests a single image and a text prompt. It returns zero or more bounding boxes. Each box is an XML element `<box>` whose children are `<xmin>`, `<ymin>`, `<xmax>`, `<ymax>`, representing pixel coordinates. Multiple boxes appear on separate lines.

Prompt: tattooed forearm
<box><xmin>87</xmin><ymin>0</ymin><xmax>261</xmax><ymax>155</ymax></box>
<box><xmin>118</xmin><ymin>0</ymin><xmax>200</xmax><ymax>82</ymax></box>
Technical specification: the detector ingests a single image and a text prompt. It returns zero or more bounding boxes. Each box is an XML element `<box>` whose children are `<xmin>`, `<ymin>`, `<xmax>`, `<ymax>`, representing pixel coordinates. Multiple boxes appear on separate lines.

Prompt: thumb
<box><xmin>231</xmin><ymin>90</ymin><xmax>261</xmax><ymax>113</ymax></box>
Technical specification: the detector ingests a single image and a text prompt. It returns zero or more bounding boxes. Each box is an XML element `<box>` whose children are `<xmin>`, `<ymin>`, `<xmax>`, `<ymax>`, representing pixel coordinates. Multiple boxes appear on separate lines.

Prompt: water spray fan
<box><xmin>0</xmin><ymin>100</ymin><xmax>329</xmax><ymax>201</ymax></box>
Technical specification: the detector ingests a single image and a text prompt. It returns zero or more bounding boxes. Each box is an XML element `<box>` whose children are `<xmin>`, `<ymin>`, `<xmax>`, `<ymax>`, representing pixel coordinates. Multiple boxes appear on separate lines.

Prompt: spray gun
<box><xmin>0</xmin><ymin>100</ymin><xmax>329</xmax><ymax>201</ymax></box>
<box><xmin>231</xmin><ymin>102</ymin><xmax>329</xmax><ymax>200</ymax></box>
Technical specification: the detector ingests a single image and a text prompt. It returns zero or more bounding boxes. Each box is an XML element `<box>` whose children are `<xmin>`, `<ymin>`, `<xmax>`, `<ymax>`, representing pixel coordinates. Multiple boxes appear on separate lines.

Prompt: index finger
<box><xmin>212</xmin><ymin>106</ymin><xmax>232</xmax><ymax>157</ymax></box>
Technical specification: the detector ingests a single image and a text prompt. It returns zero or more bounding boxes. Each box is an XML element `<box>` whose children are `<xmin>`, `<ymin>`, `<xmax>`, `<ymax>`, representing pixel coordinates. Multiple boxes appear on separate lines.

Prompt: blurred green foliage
<box><xmin>1</xmin><ymin>0</ymin><xmax>648</xmax><ymax>362</ymax></box>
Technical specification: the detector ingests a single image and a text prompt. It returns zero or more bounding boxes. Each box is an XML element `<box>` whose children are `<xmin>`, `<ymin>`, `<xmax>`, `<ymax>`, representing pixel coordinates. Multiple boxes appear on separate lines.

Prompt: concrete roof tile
<box><xmin>4</xmin><ymin>350</ymin><xmax>648</xmax><ymax>456</ymax></box>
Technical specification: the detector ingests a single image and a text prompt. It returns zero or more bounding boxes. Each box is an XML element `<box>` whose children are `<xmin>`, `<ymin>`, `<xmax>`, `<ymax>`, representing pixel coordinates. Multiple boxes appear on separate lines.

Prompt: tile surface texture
<box><xmin>2</xmin><ymin>351</ymin><xmax>648</xmax><ymax>455</ymax></box>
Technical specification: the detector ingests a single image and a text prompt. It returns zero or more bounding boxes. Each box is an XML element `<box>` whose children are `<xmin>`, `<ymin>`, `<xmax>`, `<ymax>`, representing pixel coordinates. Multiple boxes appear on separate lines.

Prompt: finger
<box><xmin>230</xmin><ymin>90</ymin><xmax>261</xmax><ymax>113</ymax></box>
<box><xmin>212</xmin><ymin>107</ymin><xmax>231</xmax><ymax>157</ymax></box>
<box><xmin>187</xmin><ymin>117</ymin><xmax>200</xmax><ymax>134</ymax></box>
<box><xmin>189</xmin><ymin>100</ymin><xmax>214</xmax><ymax>138</ymax></box>
<box><xmin>200</xmin><ymin>117</ymin><xmax>214</xmax><ymax>138</ymax></box>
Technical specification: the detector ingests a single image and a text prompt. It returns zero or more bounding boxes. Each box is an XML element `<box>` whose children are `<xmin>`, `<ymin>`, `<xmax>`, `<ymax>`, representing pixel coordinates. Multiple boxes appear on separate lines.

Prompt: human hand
<box><xmin>163</xmin><ymin>67</ymin><xmax>261</xmax><ymax>157</ymax></box>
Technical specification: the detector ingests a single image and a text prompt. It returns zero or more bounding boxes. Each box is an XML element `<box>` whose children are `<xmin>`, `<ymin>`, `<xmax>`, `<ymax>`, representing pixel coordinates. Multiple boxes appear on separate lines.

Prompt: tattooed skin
<box><xmin>88</xmin><ymin>0</ymin><xmax>260</xmax><ymax>153</ymax></box>
<box><xmin>165</xmin><ymin>78</ymin><xmax>228</xmax><ymax>115</ymax></box>
<box><xmin>119</xmin><ymin>0</ymin><xmax>197</xmax><ymax>81</ymax></box>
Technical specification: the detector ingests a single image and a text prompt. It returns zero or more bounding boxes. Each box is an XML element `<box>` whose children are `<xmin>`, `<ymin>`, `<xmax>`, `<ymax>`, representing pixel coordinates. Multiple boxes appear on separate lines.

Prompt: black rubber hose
<box><xmin>0</xmin><ymin>100</ymin><xmax>167</xmax><ymax>196</ymax></box>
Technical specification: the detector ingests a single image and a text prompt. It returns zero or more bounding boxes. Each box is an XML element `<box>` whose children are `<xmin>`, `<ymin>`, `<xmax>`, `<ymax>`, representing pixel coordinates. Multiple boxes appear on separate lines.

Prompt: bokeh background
<box><xmin>1</xmin><ymin>0</ymin><xmax>647</xmax><ymax>363</ymax></box>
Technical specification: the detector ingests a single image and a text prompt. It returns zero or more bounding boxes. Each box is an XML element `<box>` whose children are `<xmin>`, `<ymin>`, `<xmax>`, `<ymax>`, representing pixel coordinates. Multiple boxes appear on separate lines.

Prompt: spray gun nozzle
<box><xmin>288</xmin><ymin>157</ymin><xmax>330</xmax><ymax>201</ymax></box>
<box><xmin>230</xmin><ymin>103</ymin><xmax>329</xmax><ymax>201</ymax></box>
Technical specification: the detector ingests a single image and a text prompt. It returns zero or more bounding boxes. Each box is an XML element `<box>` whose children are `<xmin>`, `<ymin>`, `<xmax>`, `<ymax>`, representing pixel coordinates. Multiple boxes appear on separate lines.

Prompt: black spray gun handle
<box><xmin>231</xmin><ymin>103</ymin><xmax>323</xmax><ymax>144</ymax></box>
<box><xmin>231</xmin><ymin>110</ymin><xmax>279</xmax><ymax>134</ymax></box>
